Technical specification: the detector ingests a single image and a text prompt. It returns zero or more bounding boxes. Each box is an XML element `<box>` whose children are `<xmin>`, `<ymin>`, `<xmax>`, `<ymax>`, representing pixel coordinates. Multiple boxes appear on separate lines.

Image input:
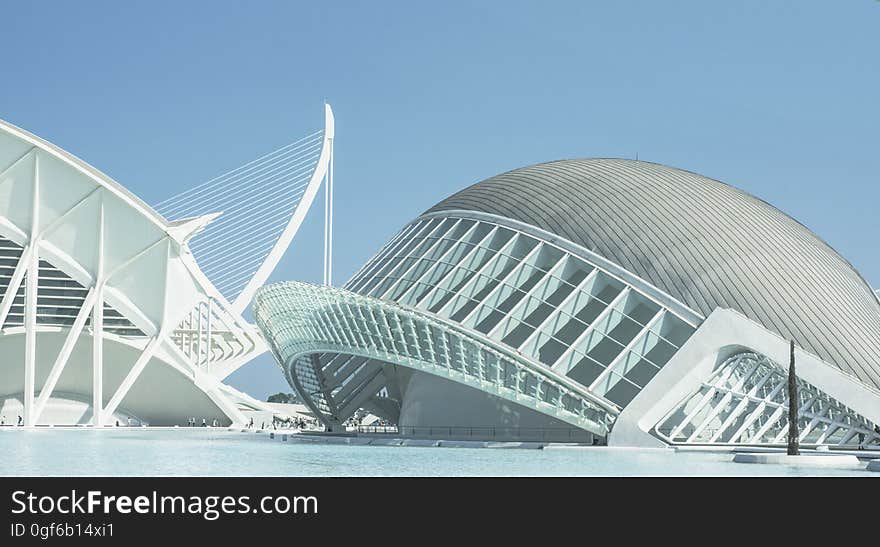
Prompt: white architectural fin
<box><xmin>166</xmin><ymin>212</ymin><xmax>222</xmax><ymax>246</ymax></box>
<box><xmin>152</xmin><ymin>104</ymin><xmax>334</xmax><ymax>310</ymax></box>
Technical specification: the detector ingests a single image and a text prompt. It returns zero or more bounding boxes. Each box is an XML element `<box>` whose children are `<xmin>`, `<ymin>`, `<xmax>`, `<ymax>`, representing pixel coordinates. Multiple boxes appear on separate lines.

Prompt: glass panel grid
<box><xmin>655</xmin><ymin>352</ymin><xmax>880</xmax><ymax>447</ymax></box>
<box><xmin>341</xmin><ymin>217</ymin><xmax>696</xmax><ymax>411</ymax></box>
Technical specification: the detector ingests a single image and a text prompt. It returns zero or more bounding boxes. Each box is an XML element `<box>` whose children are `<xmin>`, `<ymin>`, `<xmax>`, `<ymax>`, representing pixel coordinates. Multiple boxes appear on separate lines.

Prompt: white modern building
<box><xmin>254</xmin><ymin>159</ymin><xmax>880</xmax><ymax>447</ymax></box>
<box><xmin>0</xmin><ymin>105</ymin><xmax>335</xmax><ymax>426</ymax></box>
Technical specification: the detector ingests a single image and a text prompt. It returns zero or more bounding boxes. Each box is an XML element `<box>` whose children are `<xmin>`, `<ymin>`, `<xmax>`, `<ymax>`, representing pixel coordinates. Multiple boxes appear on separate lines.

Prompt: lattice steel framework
<box><xmin>654</xmin><ymin>352</ymin><xmax>880</xmax><ymax>447</ymax></box>
<box><xmin>344</xmin><ymin>215</ymin><xmax>697</xmax><ymax>408</ymax></box>
<box><xmin>255</xmin><ymin>214</ymin><xmax>700</xmax><ymax>435</ymax></box>
<box><xmin>254</xmin><ymin>281</ymin><xmax>617</xmax><ymax>435</ymax></box>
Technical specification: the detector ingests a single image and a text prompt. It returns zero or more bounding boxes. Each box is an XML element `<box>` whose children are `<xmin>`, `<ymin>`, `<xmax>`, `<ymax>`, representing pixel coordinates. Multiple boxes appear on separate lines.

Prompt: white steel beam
<box><xmin>102</xmin><ymin>336</ymin><xmax>162</xmax><ymax>419</ymax></box>
<box><xmin>23</xmin><ymin>153</ymin><xmax>39</xmax><ymax>426</ymax></box>
<box><xmin>376</xmin><ymin>219</ymin><xmax>460</xmax><ymax>301</ymax></box>
<box><xmin>552</xmin><ymin>286</ymin><xmax>631</xmax><ymax>376</ymax></box>
<box><xmin>501</xmin><ymin>264</ymin><xmax>598</xmax><ymax>347</ymax></box>
<box><xmin>32</xmin><ymin>288</ymin><xmax>98</xmax><ymax>424</ymax></box>
<box><xmin>686</xmin><ymin>357</ymin><xmax>763</xmax><ymax>442</ymax></box>
<box><xmin>726</xmin><ymin>375</ymin><xmax>787</xmax><ymax>443</ymax></box>
<box><xmin>589</xmin><ymin>308</ymin><xmax>665</xmax><ymax>394</ymax></box>
<box><xmin>707</xmin><ymin>365</ymin><xmax>777</xmax><ymax>443</ymax></box>
<box><xmin>92</xmin><ymin>201</ymin><xmax>105</xmax><ymax>426</ymax></box>
<box><xmin>460</xmin><ymin>241</ymin><xmax>558</xmax><ymax>328</ymax></box>
<box><xmin>395</xmin><ymin>220</ymin><xmax>480</xmax><ymax>305</ymax></box>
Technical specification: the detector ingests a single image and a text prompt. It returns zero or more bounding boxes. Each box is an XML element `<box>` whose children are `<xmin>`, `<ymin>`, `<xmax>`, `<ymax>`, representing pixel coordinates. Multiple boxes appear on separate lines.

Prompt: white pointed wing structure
<box><xmin>0</xmin><ymin>106</ymin><xmax>333</xmax><ymax>427</ymax></box>
<box><xmin>154</xmin><ymin>105</ymin><xmax>335</xmax><ymax>313</ymax></box>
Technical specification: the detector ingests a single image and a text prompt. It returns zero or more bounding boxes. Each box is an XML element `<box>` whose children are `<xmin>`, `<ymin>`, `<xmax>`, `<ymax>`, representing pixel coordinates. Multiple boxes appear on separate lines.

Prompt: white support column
<box><xmin>196</xmin><ymin>301</ymin><xmax>204</xmax><ymax>366</ymax></box>
<box><xmin>205</xmin><ymin>299</ymin><xmax>213</xmax><ymax>368</ymax></box>
<box><xmin>23</xmin><ymin>153</ymin><xmax>40</xmax><ymax>426</ymax></box>
<box><xmin>188</xmin><ymin>308</ymin><xmax>195</xmax><ymax>358</ymax></box>
<box><xmin>203</xmin><ymin>385</ymin><xmax>248</xmax><ymax>426</ymax></box>
<box><xmin>103</xmin><ymin>336</ymin><xmax>162</xmax><ymax>419</ymax></box>
<box><xmin>322</xmin><ymin>138</ymin><xmax>333</xmax><ymax>287</ymax></box>
<box><xmin>23</xmin><ymin>251</ymin><xmax>37</xmax><ymax>426</ymax></box>
<box><xmin>92</xmin><ymin>202</ymin><xmax>105</xmax><ymax>426</ymax></box>
<box><xmin>33</xmin><ymin>288</ymin><xmax>98</xmax><ymax>424</ymax></box>
<box><xmin>327</xmin><ymin>135</ymin><xmax>333</xmax><ymax>286</ymax></box>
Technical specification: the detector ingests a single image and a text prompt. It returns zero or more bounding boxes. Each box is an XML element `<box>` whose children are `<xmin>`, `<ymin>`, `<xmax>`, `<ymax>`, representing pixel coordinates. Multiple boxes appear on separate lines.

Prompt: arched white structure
<box><xmin>255</xmin><ymin>158</ymin><xmax>880</xmax><ymax>447</ymax></box>
<box><xmin>0</xmin><ymin>105</ymin><xmax>335</xmax><ymax>426</ymax></box>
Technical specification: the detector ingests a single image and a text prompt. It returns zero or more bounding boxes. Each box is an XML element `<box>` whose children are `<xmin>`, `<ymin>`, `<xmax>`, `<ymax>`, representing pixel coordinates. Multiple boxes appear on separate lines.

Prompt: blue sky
<box><xmin>2</xmin><ymin>2</ymin><xmax>877</xmax><ymax>399</ymax></box>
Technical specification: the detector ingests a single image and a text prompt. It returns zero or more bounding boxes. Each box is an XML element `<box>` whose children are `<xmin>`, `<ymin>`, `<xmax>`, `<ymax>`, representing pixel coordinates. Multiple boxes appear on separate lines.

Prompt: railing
<box><xmin>355</xmin><ymin>425</ymin><xmax>601</xmax><ymax>443</ymax></box>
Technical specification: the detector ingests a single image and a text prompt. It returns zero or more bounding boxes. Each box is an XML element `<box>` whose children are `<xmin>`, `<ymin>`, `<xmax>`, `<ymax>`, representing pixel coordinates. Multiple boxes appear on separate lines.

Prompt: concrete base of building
<box><xmin>732</xmin><ymin>453</ymin><xmax>861</xmax><ymax>467</ymax></box>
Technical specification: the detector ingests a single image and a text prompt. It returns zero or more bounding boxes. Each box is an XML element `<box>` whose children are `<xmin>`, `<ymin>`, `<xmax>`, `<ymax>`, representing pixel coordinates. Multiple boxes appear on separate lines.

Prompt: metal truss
<box><xmin>654</xmin><ymin>351</ymin><xmax>880</xmax><ymax>447</ymax></box>
<box><xmin>344</xmin><ymin>215</ymin><xmax>697</xmax><ymax>409</ymax></box>
<box><xmin>254</xmin><ymin>281</ymin><xmax>618</xmax><ymax>435</ymax></box>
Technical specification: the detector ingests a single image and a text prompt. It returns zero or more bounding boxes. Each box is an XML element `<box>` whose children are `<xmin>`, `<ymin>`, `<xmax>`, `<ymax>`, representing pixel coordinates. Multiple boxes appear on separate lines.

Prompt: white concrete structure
<box><xmin>255</xmin><ymin>159</ymin><xmax>880</xmax><ymax>447</ymax></box>
<box><xmin>0</xmin><ymin>105</ymin><xmax>335</xmax><ymax>426</ymax></box>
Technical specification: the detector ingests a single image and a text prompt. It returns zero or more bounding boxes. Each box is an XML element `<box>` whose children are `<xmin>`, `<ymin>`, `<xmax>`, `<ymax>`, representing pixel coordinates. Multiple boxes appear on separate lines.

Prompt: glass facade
<box><xmin>255</xmin><ymin>214</ymin><xmax>880</xmax><ymax>445</ymax></box>
<box><xmin>345</xmin><ymin>216</ymin><xmax>696</xmax><ymax>408</ymax></box>
<box><xmin>254</xmin><ymin>281</ymin><xmax>616</xmax><ymax>434</ymax></box>
<box><xmin>0</xmin><ymin>236</ymin><xmax>143</xmax><ymax>336</ymax></box>
<box><xmin>654</xmin><ymin>352</ymin><xmax>880</xmax><ymax>447</ymax></box>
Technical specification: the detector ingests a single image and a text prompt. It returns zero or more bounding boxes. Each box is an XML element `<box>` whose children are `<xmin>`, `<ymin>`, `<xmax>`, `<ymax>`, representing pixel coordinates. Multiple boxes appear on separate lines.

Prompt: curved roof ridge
<box><xmin>0</xmin><ymin>117</ymin><xmax>167</xmax><ymax>229</ymax></box>
<box><xmin>424</xmin><ymin>158</ymin><xmax>880</xmax><ymax>390</ymax></box>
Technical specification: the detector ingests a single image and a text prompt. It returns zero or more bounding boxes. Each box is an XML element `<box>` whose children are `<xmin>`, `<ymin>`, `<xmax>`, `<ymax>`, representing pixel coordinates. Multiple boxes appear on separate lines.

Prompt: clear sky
<box><xmin>2</xmin><ymin>2</ymin><xmax>877</xmax><ymax>400</ymax></box>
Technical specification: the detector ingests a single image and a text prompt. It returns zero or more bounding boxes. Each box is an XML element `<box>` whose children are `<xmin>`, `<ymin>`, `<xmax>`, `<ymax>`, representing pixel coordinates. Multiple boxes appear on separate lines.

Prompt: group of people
<box><xmin>2</xmin><ymin>415</ymin><xmax>144</xmax><ymax>427</ymax></box>
<box><xmin>270</xmin><ymin>415</ymin><xmax>313</xmax><ymax>430</ymax></box>
<box><xmin>0</xmin><ymin>415</ymin><xmax>23</xmax><ymax>426</ymax></box>
<box><xmin>342</xmin><ymin>415</ymin><xmax>391</xmax><ymax>430</ymax></box>
<box><xmin>186</xmin><ymin>417</ymin><xmax>219</xmax><ymax>427</ymax></box>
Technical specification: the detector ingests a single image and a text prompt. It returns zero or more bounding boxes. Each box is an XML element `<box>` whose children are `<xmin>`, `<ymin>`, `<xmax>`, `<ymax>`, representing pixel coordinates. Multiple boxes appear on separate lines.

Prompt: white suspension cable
<box><xmin>152</xmin><ymin>106</ymin><xmax>333</xmax><ymax>305</ymax></box>
<box><xmin>183</xmin><ymin>171</ymin><xmax>313</xmax><ymax>232</ymax></box>
<box><xmin>157</xmin><ymin>143</ymin><xmax>321</xmax><ymax>220</ymax></box>
<box><xmin>195</xmin><ymin>215</ymin><xmax>297</xmax><ymax>265</ymax></box>
<box><xmin>154</xmin><ymin>130</ymin><xmax>322</xmax><ymax>209</ymax></box>
<box><xmin>191</xmin><ymin>190</ymin><xmax>309</xmax><ymax>256</ymax></box>
<box><xmin>158</xmin><ymin>143</ymin><xmax>322</xmax><ymax>218</ymax></box>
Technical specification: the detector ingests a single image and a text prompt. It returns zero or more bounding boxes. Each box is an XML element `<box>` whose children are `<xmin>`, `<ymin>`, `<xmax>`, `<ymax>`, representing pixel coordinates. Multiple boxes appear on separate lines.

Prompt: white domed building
<box><xmin>255</xmin><ymin>159</ymin><xmax>880</xmax><ymax>447</ymax></box>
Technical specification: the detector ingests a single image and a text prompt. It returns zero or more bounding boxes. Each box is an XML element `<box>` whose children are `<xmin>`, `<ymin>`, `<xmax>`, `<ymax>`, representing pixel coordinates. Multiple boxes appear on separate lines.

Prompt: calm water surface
<box><xmin>0</xmin><ymin>429</ymin><xmax>875</xmax><ymax>477</ymax></box>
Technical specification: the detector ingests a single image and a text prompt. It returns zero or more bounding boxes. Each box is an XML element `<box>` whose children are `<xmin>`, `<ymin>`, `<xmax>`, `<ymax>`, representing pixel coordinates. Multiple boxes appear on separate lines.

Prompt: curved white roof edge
<box><xmin>0</xmin><ymin>118</ymin><xmax>242</xmax><ymax>318</ymax></box>
<box><xmin>2</xmin><ymin>104</ymin><xmax>335</xmax><ymax>316</ymax></box>
<box><xmin>0</xmin><ymin>118</ymin><xmax>168</xmax><ymax>230</ymax></box>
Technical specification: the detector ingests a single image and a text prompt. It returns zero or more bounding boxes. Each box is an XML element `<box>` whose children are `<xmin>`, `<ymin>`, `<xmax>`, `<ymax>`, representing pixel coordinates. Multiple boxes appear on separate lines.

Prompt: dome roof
<box><xmin>425</xmin><ymin>158</ymin><xmax>880</xmax><ymax>390</ymax></box>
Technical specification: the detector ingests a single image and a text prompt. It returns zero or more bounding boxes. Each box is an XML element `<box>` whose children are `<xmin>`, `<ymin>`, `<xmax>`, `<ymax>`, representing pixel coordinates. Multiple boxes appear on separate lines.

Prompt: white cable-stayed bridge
<box><xmin>154</xmin><ymin>104</ymin><xmax>335</xmax><ymax>313</ymax></box>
